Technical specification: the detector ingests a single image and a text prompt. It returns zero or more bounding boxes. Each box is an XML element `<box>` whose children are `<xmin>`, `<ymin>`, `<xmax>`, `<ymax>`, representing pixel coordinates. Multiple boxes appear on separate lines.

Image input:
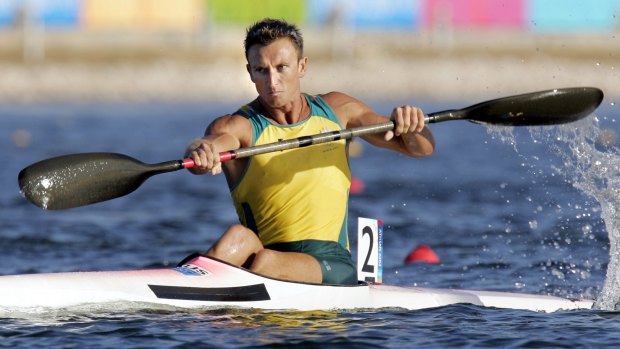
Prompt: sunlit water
<box><xmin>1</xmin><ymin>101</ymin><xmax>619</xmax><ymax>348</ymax></box>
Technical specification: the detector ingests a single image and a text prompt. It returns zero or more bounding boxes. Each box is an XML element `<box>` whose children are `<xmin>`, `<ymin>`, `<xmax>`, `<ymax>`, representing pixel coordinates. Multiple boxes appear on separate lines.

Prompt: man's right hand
<box><xmin>186</xmin><ymin>139</ymin><xmax>223</xmax><ymax>175</ymax></box>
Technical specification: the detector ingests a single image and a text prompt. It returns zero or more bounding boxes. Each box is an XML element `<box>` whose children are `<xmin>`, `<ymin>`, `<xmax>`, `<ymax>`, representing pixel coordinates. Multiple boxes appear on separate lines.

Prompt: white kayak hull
<box><xmin>0</xmin><ymin>254</ymin><xmax>593</xmax><ymax>313</ymax></box>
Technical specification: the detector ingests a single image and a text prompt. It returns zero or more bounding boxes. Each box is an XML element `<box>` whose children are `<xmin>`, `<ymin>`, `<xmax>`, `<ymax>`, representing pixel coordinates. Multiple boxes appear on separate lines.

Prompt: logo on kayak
<box><xmin>175</xmin><ymin>264</ymin><xmax>210</xmax><ymax>276</ymax></box>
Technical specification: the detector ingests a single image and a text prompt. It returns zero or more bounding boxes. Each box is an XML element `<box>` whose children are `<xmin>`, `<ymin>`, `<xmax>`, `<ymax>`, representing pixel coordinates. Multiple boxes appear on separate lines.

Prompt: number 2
<box><xmin>362</xmin><ymin>226</ymin><xmax>375</xmax><ymax>273</ymax></box>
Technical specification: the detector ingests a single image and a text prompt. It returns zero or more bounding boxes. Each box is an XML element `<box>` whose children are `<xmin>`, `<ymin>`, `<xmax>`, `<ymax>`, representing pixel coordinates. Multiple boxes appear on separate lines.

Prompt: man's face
<box><xmin>246</xmin><ymin>38</ymin><xmax>307</xmax><ymax>109</ymax></box>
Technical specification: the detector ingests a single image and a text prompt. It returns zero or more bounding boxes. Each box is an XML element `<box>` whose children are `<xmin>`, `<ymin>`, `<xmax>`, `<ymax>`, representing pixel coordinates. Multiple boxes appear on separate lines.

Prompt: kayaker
<box><xmin>185</xmin><ymin>18</ymin><xmax>435</xmax><ymax>284</ymax></box>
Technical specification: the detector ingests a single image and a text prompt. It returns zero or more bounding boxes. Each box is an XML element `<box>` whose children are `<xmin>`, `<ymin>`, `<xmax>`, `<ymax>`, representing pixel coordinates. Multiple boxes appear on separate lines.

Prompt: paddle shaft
<box><xmin>197</xmin><ymin>112</ymin><xmax>447</xmax><ymax>165</ymax></box>
<box><xmin>216</xmin><ymin>120</ymin><xmax>396</xmax><ymax>163</ymax></box>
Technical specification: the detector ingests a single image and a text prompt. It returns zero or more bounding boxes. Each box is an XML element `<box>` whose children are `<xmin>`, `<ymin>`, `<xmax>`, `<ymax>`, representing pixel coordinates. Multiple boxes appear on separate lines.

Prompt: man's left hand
<box><xmin>385</xmin><ymin>105</ymin><xmax>426</xmax><ymax>141</ymax></box>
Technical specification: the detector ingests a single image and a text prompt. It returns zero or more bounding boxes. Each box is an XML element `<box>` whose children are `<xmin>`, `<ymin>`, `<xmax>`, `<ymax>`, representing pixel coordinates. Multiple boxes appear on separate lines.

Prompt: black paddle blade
<box><xmin>18</xmin><ymin>153</ymin><xmax>183</xmax><ymax>210</ymax></box>
<box><xmin>428</xmin><ymin>87</ymin><xmax>604</xmax><ymax>126</ymax></box>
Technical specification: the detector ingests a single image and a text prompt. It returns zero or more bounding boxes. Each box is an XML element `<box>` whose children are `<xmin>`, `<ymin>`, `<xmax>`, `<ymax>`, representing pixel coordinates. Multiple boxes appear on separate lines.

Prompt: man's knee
<box><xmin>249</xmin><ymin>249</ymin><xmax>276</xmax><ymax>274</ymax></box>
<box><xmin>207</xmin><ymin>224</ymin><xmax>262</xmax><ymax>262</ymax></box>
<box><xmin>219</xmin><ymin>224</ymin><xmax>257</xmax><ymax>245</ymax></box>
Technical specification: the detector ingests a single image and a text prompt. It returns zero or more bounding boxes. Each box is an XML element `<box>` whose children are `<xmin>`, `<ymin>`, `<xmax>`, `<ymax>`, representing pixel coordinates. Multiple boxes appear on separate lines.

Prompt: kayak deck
<box><xmin>0</xmin><ymin>254</ymin><xmax>593</xmax><ymax>313</ymax></box>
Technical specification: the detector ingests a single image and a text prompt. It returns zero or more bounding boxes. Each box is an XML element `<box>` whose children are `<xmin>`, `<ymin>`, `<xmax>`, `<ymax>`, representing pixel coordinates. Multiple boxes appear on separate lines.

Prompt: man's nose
<box><xmin>267</xmin><ymin>69</ymin><xmax>278</xmax><ymax>88</ymax></box>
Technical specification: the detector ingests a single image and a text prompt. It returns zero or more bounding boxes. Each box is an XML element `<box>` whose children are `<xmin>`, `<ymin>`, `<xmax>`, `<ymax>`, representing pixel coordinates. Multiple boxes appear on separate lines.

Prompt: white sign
<box><xmin>357</xmin><ymin>217</ymin><xmax>383</xmax><ymax>284</ymax></box>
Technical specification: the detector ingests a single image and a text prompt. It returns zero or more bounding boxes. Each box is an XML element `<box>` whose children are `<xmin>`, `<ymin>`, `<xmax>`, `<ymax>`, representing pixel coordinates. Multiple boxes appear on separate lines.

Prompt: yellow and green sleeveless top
<box><xmin>231</xmin><ymin>94</ymin><xmax>351</xmax><ymax>250</ymax></box>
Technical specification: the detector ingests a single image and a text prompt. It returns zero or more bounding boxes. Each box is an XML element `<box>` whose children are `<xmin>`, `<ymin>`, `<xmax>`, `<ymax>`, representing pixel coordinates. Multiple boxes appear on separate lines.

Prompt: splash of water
<box><xmin>533</xmin><ymin>118</ymin><xmax>620</xmax><ymax>310</ymax></box>
<box><xmin>488</xmin><ymin>115</ymin><xmax>620</xmax><ymax>309</ymax></box>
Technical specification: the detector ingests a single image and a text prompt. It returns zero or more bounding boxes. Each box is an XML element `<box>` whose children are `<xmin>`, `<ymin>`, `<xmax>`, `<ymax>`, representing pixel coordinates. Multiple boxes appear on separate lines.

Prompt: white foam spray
<box><xmin>489</xmin><ymin>114</ymin><xmax>620</xmax><ymax>310</ymax></box>
<box><xmin>537</xmin><ymin>118</ymin><xmax>620</xmax><ymax>310</ymax></box>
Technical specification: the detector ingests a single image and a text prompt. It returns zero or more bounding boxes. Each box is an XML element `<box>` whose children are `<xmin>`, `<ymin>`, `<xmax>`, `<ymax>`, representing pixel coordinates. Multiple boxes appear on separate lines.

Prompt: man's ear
<box><xmin>298</xmin><ymin>57</ymin><xmax>308</xmax><ymax>78</ymax></box>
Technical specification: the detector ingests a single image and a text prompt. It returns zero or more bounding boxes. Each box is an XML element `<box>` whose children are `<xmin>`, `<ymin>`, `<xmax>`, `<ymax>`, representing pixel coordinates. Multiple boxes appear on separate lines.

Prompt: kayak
<box><xmin>0</xmin><ymin>253</ymin><xmax>593</xmax><ymax>313</ymax></box>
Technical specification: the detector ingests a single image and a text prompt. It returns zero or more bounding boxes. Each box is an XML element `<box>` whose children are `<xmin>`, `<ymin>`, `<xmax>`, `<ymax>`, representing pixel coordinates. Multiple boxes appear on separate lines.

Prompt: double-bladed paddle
<box><xmin>19</xmin><ymin>87</ymin><xmax>604</xmax><ymax>210</ymax></box>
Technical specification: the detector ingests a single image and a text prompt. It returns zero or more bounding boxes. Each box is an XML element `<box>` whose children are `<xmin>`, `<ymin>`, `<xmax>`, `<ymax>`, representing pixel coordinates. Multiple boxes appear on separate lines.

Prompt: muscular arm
<box><xmin>184</xmin><ymin>114</ymin><xmax>252</xmax><ymax>179</ymax></box>
<box><xmin>322</xmin><ymin>92</ymin><xmax>435</xmax><ymax>158</ymax></box>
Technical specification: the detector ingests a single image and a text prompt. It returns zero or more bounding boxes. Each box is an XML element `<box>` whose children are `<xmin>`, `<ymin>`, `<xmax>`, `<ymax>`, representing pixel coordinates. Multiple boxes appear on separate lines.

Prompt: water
<box><xmin>1</xmin><ymin>100</ymin><xmax>619</xmax><ymax>348</ymax></box>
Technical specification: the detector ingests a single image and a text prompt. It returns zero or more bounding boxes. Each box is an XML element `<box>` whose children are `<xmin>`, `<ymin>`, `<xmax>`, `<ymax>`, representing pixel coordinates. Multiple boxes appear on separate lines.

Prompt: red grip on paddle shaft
<box><xmin>181</xmin><ymin>158</ymin><xmax>195</xmax><ymax>169</ymax></box>
<box><xmin>181</xmin><ymin>151</ymin><xmax>236</xmax><ymax>169</ymax></box>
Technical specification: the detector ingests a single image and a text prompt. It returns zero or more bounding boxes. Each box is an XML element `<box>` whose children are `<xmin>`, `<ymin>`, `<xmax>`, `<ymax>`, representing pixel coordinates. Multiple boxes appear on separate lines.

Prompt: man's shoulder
<box><xmin>317</xmin><ymin>91</ymin><xmax>363</xmax><ymax>112</ymax></box>
<box><xmin>211</xmin><ymin>112</ymin><xmax>248</xmax><ymax>124</ymax></box>
<box><xmin>208</xmin><ymin>113</ymin><xmax>252</xmax><ymax>136</ymax></box>
<box><xmin>318</xmin><ymin>91</ymin><xmax>350</xmax><ymax>103</ymax></box>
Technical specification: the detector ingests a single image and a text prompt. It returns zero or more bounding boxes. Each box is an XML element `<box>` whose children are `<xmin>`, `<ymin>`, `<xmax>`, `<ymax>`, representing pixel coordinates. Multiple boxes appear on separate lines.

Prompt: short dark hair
<box><xmin>244</xmin><ymin>18</ymin><xmax>304</xmax><ymax>59</ymax></box>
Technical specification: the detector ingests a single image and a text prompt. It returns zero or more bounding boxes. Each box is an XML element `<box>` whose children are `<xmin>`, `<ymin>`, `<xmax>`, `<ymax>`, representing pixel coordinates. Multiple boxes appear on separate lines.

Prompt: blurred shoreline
<box><xmin>0</xmin><ymin>28</ymin><xmax>618</xmax><ymax>104</ymax></box>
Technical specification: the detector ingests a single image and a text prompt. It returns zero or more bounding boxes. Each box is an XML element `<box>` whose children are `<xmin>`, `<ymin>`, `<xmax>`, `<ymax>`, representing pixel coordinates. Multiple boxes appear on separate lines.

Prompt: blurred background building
<box><xmin>0</xmin><ymin>0</ymin><xmax>618</xmax><ymax>102</ymax></box>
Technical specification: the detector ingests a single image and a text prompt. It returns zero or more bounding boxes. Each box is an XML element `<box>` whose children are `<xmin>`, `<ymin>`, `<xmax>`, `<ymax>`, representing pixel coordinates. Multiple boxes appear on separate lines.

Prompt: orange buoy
<box><xmin>404</xmin><ymin>244</ymin><xmax>440</xmax><ymax>264</ymax></box>
<box><xmin>350</xmin><ymin>176</ymin><xmax>365</xmax><ymax>195</ymax></box>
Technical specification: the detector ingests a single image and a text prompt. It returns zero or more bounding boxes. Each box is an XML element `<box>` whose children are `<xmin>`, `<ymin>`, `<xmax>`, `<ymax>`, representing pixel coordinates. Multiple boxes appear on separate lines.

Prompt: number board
<box><xmin>357</xmin><ymin>217</ymin><xmax>383</xmax><ymax>284</ymax></box>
